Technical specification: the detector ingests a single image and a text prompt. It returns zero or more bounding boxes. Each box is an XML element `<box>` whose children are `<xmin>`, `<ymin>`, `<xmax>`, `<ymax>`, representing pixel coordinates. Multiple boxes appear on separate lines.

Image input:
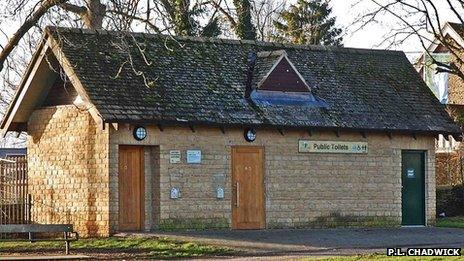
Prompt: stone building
<box><xmin>1</xmin><ymin>27</ymin><xmax>461</xmax><ymax>237</ymax></box>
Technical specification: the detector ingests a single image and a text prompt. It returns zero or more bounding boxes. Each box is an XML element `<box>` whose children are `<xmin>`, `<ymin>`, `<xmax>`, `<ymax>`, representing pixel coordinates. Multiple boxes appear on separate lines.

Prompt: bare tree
<box><xmin>353</xmin><ymin>0</ymin><xmax>464</xmax><ymax>79</ymax></box>
<box><xmin>251</xmin><ymin>0</ymin><xmax>285</xmax><ymax>41</ymax></box>
<box><xmin>0</xmin><ymin>0</ymin><xmax>69</xmax><ymax>73</ymax></box>
<box><xmin>0</xmin><ymin>0</ymin><xmax>284</xmax><ymax>147</ymax></box>
<box><xmin>0</xmin><ymin>0</ymin><xmax>224</xmax><ymax>73</ymax></box>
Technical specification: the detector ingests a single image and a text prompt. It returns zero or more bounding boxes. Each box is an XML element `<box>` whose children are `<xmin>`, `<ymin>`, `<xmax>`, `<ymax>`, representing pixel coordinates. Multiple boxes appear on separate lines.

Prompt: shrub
<box><xmin>436</xmin><ymin>184</ymin><xmax>464</xmax><ymax>217</ymax></box>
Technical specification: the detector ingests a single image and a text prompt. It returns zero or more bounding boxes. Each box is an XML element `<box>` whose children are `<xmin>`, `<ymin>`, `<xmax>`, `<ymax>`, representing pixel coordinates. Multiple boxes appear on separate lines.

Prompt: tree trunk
<box><xmin>83</xmin><ymin>0</ymin><xmax>106</xmax><ymax>29</ymax></box>
<box><xmin>61</xmin><ymin>0</ymin><xmax>106</xmax><ymax>29</ymax></box>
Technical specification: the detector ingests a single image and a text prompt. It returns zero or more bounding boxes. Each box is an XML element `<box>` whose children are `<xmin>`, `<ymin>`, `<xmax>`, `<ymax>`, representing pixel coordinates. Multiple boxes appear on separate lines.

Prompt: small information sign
<box><xmin>170</xmin><ymin>150</ymin><xmax>181</xmax><ymax>164</ymax></box>
<box><xmin>407</xmin><ymin>169</ymin><xmax>415</xmax><ymax>178</ymax></box>
<box><xmin>186</xmin><ymin>150</ymin><xmax>202</xmax><ymax>164</ymax></box>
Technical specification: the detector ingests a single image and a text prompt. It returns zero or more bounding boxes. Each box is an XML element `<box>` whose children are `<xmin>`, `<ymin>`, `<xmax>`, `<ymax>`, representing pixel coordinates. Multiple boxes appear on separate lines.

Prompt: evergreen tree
<box><xmin>233</xmin><ymin>0</ymin><xmax>257</xmax><ymax>40</ymax></box>
<box><xmin>273</xmin><ymin>0</ymin><xmax>342</xmax><ymax>46</ymax></box>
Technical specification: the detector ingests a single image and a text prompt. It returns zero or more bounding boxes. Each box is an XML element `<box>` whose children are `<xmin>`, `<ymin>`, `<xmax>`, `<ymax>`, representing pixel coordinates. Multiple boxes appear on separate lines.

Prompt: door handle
<box><xmin>235</xmin><ymin>182</ymin><xmax>240</xmax><ymax>208</ymax></box>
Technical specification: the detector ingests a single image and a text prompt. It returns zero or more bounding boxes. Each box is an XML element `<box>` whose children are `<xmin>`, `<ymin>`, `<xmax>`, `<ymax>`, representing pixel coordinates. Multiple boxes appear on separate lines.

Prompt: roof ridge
<box><xmin>44</xmin><ymin>26</ymin><xmax>405</xmax><ymax>56</ymax></box>
<box><xmin>257</xmin><ymin>50</ymin><xmax>287</xmax><ymax>58</ymax></box>
<box><xmin>448</xmin><ymin>22</ymin><xmax>464</xmax><ymax>27</ymax></box>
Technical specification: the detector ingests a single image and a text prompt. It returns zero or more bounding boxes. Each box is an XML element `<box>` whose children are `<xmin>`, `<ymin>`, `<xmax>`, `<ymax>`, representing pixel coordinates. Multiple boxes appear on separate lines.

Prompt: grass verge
<box><xmin>0</xmin><ymin>236</ymin><xmax>235</xmax><ymax>259</ymax></box>
<box><xmin>436</xmin><ymin>217</ymin><xmax>464</xmax><ymax>229</ymax></box>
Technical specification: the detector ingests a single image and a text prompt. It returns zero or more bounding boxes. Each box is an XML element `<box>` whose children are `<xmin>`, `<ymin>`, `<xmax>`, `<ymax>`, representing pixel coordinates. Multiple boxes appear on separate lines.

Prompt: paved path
<box><xmin>118</xmin><ymin>227</ymin><xmax>464</xmax><ymax>257</ymax></box>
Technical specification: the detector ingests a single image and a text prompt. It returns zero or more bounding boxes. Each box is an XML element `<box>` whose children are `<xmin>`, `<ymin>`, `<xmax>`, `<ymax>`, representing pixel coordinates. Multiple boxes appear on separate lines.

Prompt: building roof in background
<box><xmin>424</xmin><ymin>22</ymin><xmax>464</xmax><ymax>54</ymax></box>
<box><xmin>1</xmin><ymin>27</ymin><xmax>461</xmax><ymax>137</ymax></box>
<box><xmin>0</xmin><ymin>148</ymin><xmax>26</xmax><ymax>158</ymax></box>
<box><xmin>448</xmin><ymin>23</ymin><xmax>464</xmax><ymax>39</ymax></box>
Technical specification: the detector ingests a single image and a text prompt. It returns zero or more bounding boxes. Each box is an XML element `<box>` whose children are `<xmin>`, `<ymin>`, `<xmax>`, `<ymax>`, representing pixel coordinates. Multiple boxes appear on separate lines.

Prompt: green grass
<box><xmin>0</xmin><ymin>236</ymin><xmax>234</xmax><ymax>258</ymax></box>
<box><xmin>436</xmin><ymin>217</ymin><xmax>464</xmax><ymax>229</ymax></box>
<box><xmin>302</xmin><ymin>254</ymin><xmax>464</xmax><ymax>260</ymax></box>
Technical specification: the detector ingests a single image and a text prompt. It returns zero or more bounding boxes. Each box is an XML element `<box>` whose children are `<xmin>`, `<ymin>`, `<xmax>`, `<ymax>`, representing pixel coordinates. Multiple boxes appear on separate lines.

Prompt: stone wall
<box><xmin>447</xmin><ymin>47</ymin><xmax>464</xmax><ymax>106</ymax></box>
<box><xmin>27</xmin><ymin>105</ymin><xmax>110</xmax><ymax>237</ymax></box>
<box><xmin>109</xmin><ymin>126</ymin><xmax>436</xmax><ymax>232</ymax></box>
<box><xmin>26</xmin><ymin>106</ymin><xmax>437</xmax><ymax>235</ymax></box>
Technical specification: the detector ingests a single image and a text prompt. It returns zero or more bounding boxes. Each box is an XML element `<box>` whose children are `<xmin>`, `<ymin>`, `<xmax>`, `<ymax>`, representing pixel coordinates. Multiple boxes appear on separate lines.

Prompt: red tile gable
<box><xmin>259</xmin><ymin>56</ymin><xmax>310</xmax><ymax>92</ymax></box>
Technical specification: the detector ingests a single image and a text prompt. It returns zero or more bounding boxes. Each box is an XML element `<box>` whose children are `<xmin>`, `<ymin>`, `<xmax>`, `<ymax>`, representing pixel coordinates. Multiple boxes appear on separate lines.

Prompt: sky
<box><xmin>331</xmin><ymin>0</ymin><xmax>463</xmax><ymax>56</ymax></box>
<box><xmin>331</xmin><ymin>0</ymin><xmax>419</xmax><ymax>52</ymax></box>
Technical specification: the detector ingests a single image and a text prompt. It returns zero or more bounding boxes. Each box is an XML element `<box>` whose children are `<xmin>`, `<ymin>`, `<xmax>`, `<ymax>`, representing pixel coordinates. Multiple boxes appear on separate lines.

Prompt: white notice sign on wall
<box><xmin>186</xmin><ymin>150</ymin><xmax>202</xmax><ymax>164</ymax></box>
<box><xmin>299</xmin><ymin>140</ymin><xmax>368</xmax><ymax>154</ymax></box>
<box><xmin>170</xmin><ymin>150</ymin><xmax>181</xmax><ymax>164</ymax></box>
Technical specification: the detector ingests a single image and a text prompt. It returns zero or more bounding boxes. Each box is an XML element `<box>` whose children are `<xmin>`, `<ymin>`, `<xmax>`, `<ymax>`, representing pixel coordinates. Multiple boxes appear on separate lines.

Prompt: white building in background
<box><xmin>416</xmin><ymin>22</ymin><xmax>464</xmax><ymax>153</ymax></box>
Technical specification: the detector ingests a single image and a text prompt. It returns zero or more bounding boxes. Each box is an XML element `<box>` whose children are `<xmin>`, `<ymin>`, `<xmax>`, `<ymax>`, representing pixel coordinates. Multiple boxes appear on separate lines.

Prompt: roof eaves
<box><xmin>0</xmin><ymin>33</ymin><xmax>49</xmax><ymax>131</ymax></box>
<box><xmin>104</xmin><ymin>117</ymin><xmax>462</xmax><ymax>140</ymax></box>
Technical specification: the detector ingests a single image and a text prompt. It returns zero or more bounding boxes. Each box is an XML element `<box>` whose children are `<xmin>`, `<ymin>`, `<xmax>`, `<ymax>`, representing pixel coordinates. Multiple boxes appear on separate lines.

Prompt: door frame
<box><xmin>118</xmin><ymin>145</ymin><xmax>145</xmax><ymax>231</ymax></box>
<box><xmin>231</xmin><ymin>145</ymin><xmax>266</xmax><ymax>229</ymax></box>
<box><xmin>401</xmin><ymin>150</ymin><xmax>426</xmax><ymax>226</ymax></box>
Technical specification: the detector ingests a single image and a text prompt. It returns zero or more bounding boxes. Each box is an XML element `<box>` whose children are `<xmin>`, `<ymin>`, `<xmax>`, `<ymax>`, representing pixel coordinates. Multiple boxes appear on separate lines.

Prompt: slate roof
<box><xmin>45</xmin><ymin>27</ymin><xmax>461</xmax><ymax>135</ymax></box>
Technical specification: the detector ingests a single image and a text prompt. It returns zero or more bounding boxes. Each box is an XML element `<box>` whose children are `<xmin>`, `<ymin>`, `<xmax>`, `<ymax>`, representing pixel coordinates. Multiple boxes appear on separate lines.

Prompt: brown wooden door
<box><xmin>231</xmin><ymin>146</ymin><xmax>265</xmax><ymax>229</ymax></box>
<box><xmin>118</xmin><ymin>146</ymin><xmax>144</xmax><ymax>231</ymax></box>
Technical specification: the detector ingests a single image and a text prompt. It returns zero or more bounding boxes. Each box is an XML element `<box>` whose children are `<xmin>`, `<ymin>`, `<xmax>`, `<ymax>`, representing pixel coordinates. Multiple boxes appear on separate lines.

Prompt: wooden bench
<box><xmin>0</xmin><ymin>224</ymin><xmax>79</xmax><ymax>254</ymax></box>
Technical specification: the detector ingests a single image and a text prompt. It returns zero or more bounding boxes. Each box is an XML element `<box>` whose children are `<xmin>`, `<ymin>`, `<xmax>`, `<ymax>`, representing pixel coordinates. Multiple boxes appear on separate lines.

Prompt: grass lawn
<box><xmin>436</xmin><ymin>217</ymin><xmax>464</xmax><ymax>229</ymax></box>
<box><xmin>0</xmin><ymin>236</ymin><xmax>235</xmax><ymax>259</ymax></box>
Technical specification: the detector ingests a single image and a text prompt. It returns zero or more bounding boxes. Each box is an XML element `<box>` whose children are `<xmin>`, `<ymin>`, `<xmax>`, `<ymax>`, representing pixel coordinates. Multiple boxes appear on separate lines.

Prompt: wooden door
<box><xmin>231</xmin><ymin>146</ymin><xmax>265</xmax><ymax>229</ymax></box>
<box><xmin>119</xmin><ymin>146</ymin><xmax>144</xmax><ymax>231</ymax></box>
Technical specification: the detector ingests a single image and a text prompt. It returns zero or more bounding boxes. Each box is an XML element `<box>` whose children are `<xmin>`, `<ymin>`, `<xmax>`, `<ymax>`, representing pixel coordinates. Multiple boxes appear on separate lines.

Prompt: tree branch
<box><xmin>107</xmin><ymin>9</ymin><xmax>162</xmax><ymax>33</ymax></box>
<box><xmin>208</xmin><ymin>0</ymin><xmax>236</xmax><ymax>27</ymax></box>
<box><xmin>158</xmin><ymin>0</ymin><xmax>175</xmax><ymax>21</ymax></box>
<box><xmin>447</xmin><ymin>0</ymin><xmax>464</xmax><ymax>25</ymax></box>
<box><xmin>59</xmin><ymin>3</ymin><xmax>86</xmax><ymax>15</ymax></box>
<box><xmin>0</xmin><ymin>0</ymin><xmax>69</xmax><ymax>73</ymax></box>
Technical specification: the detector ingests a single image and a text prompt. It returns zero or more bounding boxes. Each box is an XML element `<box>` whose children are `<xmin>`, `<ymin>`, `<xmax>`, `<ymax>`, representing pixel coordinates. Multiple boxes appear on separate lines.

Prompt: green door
<box><xmin>401</xmin><ymin>151</ymin><xmax>425</xmax><ymax>226</ymax></box>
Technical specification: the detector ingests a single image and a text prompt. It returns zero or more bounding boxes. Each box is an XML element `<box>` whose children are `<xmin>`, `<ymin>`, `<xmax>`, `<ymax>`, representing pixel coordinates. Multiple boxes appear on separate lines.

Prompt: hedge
<box><xmin>436</xmin><ymin>184</ymin><xmax>464</xmax><ymax>217</ymax></box>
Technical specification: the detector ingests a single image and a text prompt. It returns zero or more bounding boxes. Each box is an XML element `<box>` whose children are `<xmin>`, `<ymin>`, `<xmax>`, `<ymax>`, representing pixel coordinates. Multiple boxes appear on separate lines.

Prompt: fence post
<box><xmin>27</xmin><ymin>194</ymin><xmax>32</xmax><ymax>224</ymax></box>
